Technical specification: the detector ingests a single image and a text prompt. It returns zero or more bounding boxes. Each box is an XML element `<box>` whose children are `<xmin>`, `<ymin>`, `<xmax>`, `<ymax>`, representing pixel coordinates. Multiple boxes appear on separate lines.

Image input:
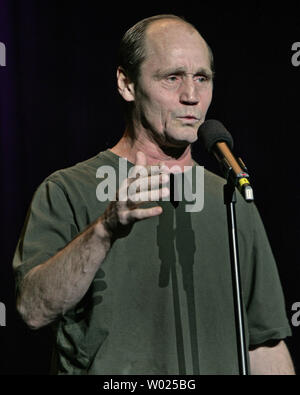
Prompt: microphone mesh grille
<box><xmin>198</xmin><ymin>120</ymin><xmax>234</xmax><ymax>153</ymax></box>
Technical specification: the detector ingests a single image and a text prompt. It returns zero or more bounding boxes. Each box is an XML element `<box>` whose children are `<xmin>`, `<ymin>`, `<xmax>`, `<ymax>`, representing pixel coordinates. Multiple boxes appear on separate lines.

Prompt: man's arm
<box><xmin>16</xmin><ymin>152</ymin><xmax>169</xmax><ymax>329</ymax></box>
<box><xmin>249</xmin><ymin>340</ymin><xmax>295</xmax><ymax>375</ymax></box>
<box><xmin>16</xmin><ymin>217</ymin><xmax>113</xmax><ymax>329</ymax></box>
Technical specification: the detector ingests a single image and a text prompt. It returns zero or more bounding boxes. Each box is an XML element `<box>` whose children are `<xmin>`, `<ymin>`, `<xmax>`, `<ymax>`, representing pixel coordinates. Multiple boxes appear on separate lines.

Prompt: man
<box><xmin>13</xmin><ymin>15</ymin><xmax>294</xmax><ymax>374</ymax></box>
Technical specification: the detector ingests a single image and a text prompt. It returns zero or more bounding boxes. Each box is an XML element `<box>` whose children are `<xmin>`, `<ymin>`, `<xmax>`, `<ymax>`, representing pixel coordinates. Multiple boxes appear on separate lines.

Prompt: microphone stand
<box><xmin>223</xmin><ymin>180</ymin><xmax>249</xmax><ymax>375</ymax></box>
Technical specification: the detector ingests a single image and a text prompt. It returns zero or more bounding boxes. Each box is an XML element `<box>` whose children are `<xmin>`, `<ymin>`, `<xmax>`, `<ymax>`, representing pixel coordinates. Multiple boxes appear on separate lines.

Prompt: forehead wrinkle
<box><xmin>153</xmin><ymin>66</ymin><xmax>213</xmax><ymax>79</ymax></box>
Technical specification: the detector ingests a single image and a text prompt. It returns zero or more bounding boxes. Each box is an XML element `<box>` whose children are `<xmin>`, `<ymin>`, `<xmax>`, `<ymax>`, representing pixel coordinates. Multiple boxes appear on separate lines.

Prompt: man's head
<box><xmin>117</xmin><ymin>15</ymin><xmax>214</xmax><ymax>148</ymax></box>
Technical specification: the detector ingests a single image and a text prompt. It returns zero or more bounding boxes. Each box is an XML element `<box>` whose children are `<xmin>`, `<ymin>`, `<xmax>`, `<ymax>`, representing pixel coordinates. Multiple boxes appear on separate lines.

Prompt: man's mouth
<box><xmin>178</xmin><ymin>114</ymin><xmax>200</xmax><ymax>119</ymax></box>
<box><xmin>177</xmin><ymin>115</ymin><xmax>200</xmax><ymax>122</ymax></box>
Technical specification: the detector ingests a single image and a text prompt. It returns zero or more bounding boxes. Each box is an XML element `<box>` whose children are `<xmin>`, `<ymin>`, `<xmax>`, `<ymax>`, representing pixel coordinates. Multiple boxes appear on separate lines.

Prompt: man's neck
<box><xmin>109</xmin><ymin>129</ymin><xmax>194</xmax><ymax>172</ymax></box>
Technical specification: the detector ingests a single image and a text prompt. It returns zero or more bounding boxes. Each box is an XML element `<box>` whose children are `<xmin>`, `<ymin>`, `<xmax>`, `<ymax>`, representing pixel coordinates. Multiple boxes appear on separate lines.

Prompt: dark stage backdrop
<box><xmin>0</xmin><ymin>1</ymin><xmax>299</xmax><ymax>374</ymax></box>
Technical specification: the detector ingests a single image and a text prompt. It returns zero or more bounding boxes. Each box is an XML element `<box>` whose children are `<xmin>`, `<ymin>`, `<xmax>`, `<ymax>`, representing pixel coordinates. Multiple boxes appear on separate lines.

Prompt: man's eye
<box><xmin>195</xmin><ymin>75</ymin><xmax>207</xmax><ymax>82</ymax></box>
<box><xmin>196</xmin><ymin>74</ymin><xmax>212</xmax><ymax>83</ymax></box>
<box><xmin>166</xmin><ymin>75</ymin><xmax>179</xmax><ymax>82</ymax></box>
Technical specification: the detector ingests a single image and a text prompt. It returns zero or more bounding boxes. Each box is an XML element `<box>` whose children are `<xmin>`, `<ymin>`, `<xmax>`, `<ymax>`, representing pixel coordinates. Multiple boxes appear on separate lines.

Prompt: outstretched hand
<box><xmin>102</xmin><ymin>151</ymin><xmax>170</xmax><ymax>240</ymax></box>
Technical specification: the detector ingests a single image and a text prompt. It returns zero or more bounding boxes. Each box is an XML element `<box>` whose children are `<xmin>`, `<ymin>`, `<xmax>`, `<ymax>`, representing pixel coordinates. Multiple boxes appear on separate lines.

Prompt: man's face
<box><xmin>132</xmin><ymin>21</ymin><xmax>213</xmax><ymax>148</ymax></box>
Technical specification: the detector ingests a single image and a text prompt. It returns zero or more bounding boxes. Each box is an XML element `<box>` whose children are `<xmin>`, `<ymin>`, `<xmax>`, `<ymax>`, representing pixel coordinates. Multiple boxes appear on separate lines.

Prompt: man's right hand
<box><xmin>101</xmin><ymin>151</ymin><xmax>170</xmax><ymax>241</ymax></box>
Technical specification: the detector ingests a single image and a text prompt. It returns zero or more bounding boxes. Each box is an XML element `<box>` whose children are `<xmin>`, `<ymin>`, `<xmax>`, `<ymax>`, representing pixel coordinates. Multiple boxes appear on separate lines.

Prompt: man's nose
<box><xmin>179</xmin><ymin>77</ymin><xmax>200</xmax><ymax>105</ymax></box>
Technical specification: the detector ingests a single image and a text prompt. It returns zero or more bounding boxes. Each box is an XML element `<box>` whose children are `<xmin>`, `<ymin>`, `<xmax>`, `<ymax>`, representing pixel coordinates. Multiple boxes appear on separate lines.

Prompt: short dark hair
<box><xmin>117</xmin><ymin>14</ymin><xmax>214</xmax><ymax>123</ymax></box>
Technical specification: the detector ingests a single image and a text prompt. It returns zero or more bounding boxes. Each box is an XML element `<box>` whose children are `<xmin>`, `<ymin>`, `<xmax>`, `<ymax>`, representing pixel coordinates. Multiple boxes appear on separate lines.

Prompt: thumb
<box><xmin>135</xmin><ymin>151</ymin><xmax>147</xmax><ymax>167</ymax></box>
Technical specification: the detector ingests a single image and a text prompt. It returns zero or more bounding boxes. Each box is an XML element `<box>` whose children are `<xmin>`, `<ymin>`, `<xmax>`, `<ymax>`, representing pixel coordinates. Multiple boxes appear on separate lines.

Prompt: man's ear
<box><xmin>117</xmin><ymin>67</ymin><xmax>135</xmax><ymax>102</ymax></box>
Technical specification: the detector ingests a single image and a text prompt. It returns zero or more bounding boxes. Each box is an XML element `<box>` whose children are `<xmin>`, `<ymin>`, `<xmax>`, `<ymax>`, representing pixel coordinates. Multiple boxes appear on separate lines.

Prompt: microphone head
<box><xmin>198</xmin><ymin>119</ymin><xmax>234</xmax><ymax>153</ymax></box>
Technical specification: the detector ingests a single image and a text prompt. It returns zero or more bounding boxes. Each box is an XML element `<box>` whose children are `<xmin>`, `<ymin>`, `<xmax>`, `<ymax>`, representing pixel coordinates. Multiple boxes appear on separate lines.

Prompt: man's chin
<box><xmin>165</xmin><ymin>130</ymin><xmax>198</xmax><ymax>147</ymax></box>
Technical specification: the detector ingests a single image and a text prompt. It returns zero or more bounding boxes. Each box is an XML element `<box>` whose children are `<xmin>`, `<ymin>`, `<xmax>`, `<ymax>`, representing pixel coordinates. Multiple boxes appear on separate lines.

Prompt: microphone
<box><xmin>198</xmin><ymin>119</ymin><xmax>254</xmax><ymax>202</ymax></box>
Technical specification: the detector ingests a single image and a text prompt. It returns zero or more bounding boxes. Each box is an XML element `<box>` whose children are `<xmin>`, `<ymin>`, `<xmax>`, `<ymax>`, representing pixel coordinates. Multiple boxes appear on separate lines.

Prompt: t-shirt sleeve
<box><xmin>244</xmin><ymin>203</ymin><xmax>292</xmax><ymax>346</ymax></box>
<box><xmin>13</xmin><ymin>180</ymin><xmax>79</xmax><ymax>292</ymax></box>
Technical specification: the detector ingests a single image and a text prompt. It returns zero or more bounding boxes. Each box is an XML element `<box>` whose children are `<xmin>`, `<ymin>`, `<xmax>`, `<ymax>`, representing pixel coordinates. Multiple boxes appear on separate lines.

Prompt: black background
<box><xmin>0</xmin><ymin>1</ymin><xmax>299</xmax><ymax>374</ymax></box>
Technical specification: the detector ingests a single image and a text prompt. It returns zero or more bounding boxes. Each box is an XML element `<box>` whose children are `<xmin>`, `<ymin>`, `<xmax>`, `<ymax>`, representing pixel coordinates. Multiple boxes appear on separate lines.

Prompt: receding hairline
<box><xmin>145</xmin><ymin>17</ymin><xmax>200</xmax><ymax>36</ymax></box>
<box><xmin>143</xmin><ymin>18</ymin><xmax>213</xmax><ymax>70</ymax></box>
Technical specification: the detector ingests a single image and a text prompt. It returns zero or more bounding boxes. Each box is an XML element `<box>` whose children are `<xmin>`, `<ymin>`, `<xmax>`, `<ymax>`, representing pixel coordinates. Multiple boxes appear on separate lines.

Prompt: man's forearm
<box><xmin>249</xmin><ymin>340</ymin><xmax>295</xmax><ymax>375</ymax></box>
<box><xmin>16</xmin><ymin>217</ymin><xmax>112</xmax><ymax>329</ymax></box>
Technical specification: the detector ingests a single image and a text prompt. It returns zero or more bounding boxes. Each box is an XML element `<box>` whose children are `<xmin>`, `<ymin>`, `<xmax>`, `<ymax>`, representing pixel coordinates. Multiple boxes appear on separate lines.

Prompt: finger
<box><xmin>128</xmin><ymin>186</ymin><xmax>170</xmax><ymax>203</ymax></box>
<box><xmin>158</xmin><ymin>160</ymin><xmax>166</xmax><ymax>169</ymax></box>
<box><xmin>158</xmin><ymin>160</ymin><xmax>171</xmax><ymax>175</ymax></box>
<box><xmin>131</xmin><ymin>151</ymin><xmax>149</xmax><ymax>180</ymax></box>
<box><xmin>129</xmin><ymin>173</ymin><xmax>169</xmax><ymax>194</ymax></box>
<box><xmin>128</xmin><ymin>163</ymin><xmax>168</xmax><ymax>185</ymax></box>
<box><xmin>135</xmin><ymin>151</ymin><xmax>147</xmax><ymax>167</ymax></box>
<box><xmin>130</xmin><ymin>164</ymin><xmax>170</xmax><ymax>184</ymax></box>
<box><xmin>135</xmin><ymin>153</ymin><xmax>170</xmax><ymax>176</ymax></box>
<box><xmin>127</xmin><ymin>205</ymin><xmax>163</xmax><ymax>221</ymax></box>
<box><xmin>118</xmin><ymin>172</ymin><xmax>169</xmax><ymax>204</ymax></box>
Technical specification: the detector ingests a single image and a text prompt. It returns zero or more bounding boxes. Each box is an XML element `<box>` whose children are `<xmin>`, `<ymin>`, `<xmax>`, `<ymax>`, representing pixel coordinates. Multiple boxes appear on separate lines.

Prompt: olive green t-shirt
<box><xmin>13</xmin><ymin>149</ymin><xmax>291</xmax><ymax>375</ymax></box>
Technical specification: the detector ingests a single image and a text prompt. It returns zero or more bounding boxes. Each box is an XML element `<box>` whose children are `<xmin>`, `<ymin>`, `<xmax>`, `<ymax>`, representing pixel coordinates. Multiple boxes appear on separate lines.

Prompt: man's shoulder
<box><xmin>191</xmin><ymin>157</ymin><xmax>226</xmax><ymax>187</ymax></box>
<box><xmin>44</xmin><ymin>150</ymin><xmax>117</xmax><ymax>188</ymax></box>
<box><xmin>203</xmin><ymin>167</ymin><xmax>226</xmax><ymax>187</ymax></box>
